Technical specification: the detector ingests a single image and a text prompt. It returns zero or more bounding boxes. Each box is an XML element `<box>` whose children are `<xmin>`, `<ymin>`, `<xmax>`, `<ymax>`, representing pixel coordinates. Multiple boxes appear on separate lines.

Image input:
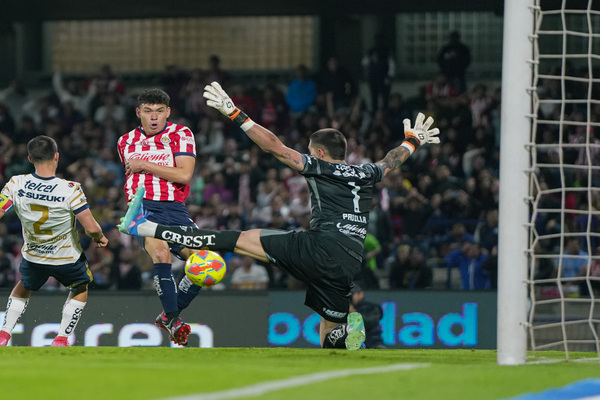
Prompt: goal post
<box><xmin>500</xmin><ymin>0</ymin><xmax>600</xmax><ymax>364</ymax></box>
<box><xmin>497</xmin><ymin>0</ymin><xmax>534</xmax><ymax>366</ymax></box>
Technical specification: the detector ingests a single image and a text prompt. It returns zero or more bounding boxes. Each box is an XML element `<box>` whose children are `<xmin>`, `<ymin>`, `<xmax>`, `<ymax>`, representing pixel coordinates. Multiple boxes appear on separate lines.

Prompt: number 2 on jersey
<box><xmin>30</xmin><ymin>204</ymin><xmax>53</xmax><ymax>235</ymax></box>
<box><xmin>348</xmin><ymin>181</ymin><xmax>361</xmax><ymax>213</ymax></box>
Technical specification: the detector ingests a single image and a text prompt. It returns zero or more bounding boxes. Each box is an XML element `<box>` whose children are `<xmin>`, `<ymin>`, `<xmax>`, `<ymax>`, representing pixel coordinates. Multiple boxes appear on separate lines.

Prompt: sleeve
<box><xmin>300</xmin><ymin>154</ymin><xmax>321</xmax><ymax>177</ymax></box>
<box><xmin>0</xmin><ymin>183</ymin><xmax>14</xmax><ymax>213</ymax></box>
<box><xmin>173</xmin><ymin>127</ymin><xmax>196</xmax><ymax>158</ymax></box>
<box><xmin>68</xmin><ymin>183</ymin><xmax>89</xmax><ymax>215</ymax></box>
<box><xmin>116</xmin><ymin>136</ymin><xmax>125</xmax><ymax>164</ymax></box>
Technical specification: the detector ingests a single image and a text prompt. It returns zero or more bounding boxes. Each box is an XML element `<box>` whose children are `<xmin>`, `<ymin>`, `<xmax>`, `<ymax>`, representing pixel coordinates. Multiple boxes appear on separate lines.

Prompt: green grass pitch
<box><xmin>0</xmin><ymin>348</ymin><xmax>598</xmax><ymax>400</ymax></box>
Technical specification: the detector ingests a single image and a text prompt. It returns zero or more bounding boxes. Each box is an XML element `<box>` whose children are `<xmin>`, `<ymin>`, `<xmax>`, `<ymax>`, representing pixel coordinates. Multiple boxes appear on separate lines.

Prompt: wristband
<box><xmin>229</xmin><ymin>108</ymin><xmax>256</xmax><ymax>131</ymax></box>
<box><xmin>401</xmin><ymin>136</ymin><xmax>420</xmax><ymax>155</ymax></box>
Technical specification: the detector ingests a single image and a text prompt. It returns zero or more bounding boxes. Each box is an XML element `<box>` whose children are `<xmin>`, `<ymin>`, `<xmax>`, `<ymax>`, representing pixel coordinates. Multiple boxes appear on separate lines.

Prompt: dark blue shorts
<box><xmin>20</xmin><ymin>254</ymin><xmax>92</xmax><ymax>291</ymax></box>
<box><xmin>138</xmin><ymin>199</ymin><xmax>197</xmax><ymax>258</ymax></box>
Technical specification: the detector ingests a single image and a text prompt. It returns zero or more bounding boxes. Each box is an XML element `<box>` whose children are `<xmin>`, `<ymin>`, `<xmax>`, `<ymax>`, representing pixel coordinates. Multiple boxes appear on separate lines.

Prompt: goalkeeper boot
<box><xmin>155</xmin><ymin>311</ymin><xmax>191</xmax><ymax>346</ymax></box>
<box><xmin>345</xmin><ymin>312</ymin><xmax>365</xmax><ymax>351</ymax></box>
<box><xmin>51</xmin><ymin>336</ymin><xmax>70</xmax><ymax>347</ymax></box>
<box><xmin>118</xmin><ymin>187</ymin><xmax>149</xmax><ymax>236</ymax></box>
<box><xmin>0</xmin><ymin>331</ymin><xmax>10</xmax><ymax>346</ymax></box>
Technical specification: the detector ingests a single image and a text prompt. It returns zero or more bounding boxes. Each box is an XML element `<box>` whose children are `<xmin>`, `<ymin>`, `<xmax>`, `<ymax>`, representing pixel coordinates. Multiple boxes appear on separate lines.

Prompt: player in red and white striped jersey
<box><xmin>116</xmin><ymin>89</ymin><xmax>199</xmax><ymax>346</ymax></box>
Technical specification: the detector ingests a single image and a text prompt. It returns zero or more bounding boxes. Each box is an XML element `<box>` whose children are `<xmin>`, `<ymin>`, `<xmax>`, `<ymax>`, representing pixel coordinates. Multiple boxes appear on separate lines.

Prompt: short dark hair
<box><xmin>137</xmin><ymin>88</ymin><xmax>170</xmax><ymax>107</ymax></box>
<box><xmin>309</xmin><ymin>129</ymin><xmax>347</xmax><ymax>160</ymax></box>
<box><xmin>27</xmin><ymin>135</ymin><xmax>57</xmax><ymax>163</ymax></box>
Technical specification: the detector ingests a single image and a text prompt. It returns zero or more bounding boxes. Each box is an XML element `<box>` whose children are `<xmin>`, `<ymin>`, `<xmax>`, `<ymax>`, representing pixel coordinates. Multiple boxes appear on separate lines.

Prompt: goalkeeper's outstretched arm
<box><xmin>376</xmin><ymin>112</ymin><xmax>441</xmax><ymax>177</ymax></box>
<box><xmin>203</xmin><ymin>82</ymin><xmax>305</xmax><ymax>172</ymax></box>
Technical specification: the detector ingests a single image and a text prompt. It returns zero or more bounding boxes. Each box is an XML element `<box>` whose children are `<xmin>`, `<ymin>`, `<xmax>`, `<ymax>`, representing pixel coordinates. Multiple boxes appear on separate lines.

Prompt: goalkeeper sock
<box><xmin>153</xmin><ymin>263</ymin><xmax>179</xmax><ymax>314</ymax></box>
<box><xmin>322</xmin><ymin>325</ymin><xmax>348</xmax><ymax>349</ymax></box>
<box><xmin>58</xmin><ymin>299</ymin><xmax>86</xmax><ymax>337</ymax></box>
<box><xmin>177</xmin><ymin>275</ymin><xmax>202</xmax><ymax>311</ymax></box>
<box><xmin>2</xmin><ymin>296</ymin><xmax>28</xmax><ymax>333</ymax></box>
<box><xmin>154</xmin><ymin>225</ymin><xmax>241</xmax><ymax>252</ymax></box>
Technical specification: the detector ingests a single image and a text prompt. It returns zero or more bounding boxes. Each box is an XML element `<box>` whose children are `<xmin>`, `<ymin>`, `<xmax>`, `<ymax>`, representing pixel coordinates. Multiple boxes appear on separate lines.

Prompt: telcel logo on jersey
<box><xmin>269</xmin><ymin>302</ymin><xmax>478</xmax><ymax>348</ymax></box>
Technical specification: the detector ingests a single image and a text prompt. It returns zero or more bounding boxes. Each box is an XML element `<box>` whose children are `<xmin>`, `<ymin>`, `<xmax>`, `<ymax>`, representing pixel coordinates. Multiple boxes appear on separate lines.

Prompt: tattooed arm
<box><xmin>376</xmin><ymin>145</ymin><xmax>413</xmax><ymax>177</ymax></box>
<box><xmin>244</xmin><ymin>123</ymin><xmax>305</xmax><ymax>172</ymax></box>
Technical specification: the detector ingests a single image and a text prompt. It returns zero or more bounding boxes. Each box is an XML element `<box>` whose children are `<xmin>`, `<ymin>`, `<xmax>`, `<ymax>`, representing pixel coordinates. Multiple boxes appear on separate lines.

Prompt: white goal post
<box><xmin>497</xmin><ymin>0</ymin><xmax>534</xmax><ymax>366</ymax></box>
<box><xmin>499</xmin><ymin>0</ymin><xmax>600</xmax><ymax>364</ymax></box>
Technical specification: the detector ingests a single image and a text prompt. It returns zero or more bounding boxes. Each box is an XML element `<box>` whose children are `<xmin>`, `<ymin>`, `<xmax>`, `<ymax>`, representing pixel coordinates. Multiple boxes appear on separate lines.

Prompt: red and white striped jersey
<box><xmin>117</xmin><ymin>122</ymin><xmax>196</xmax><ymax>203</ymax></box>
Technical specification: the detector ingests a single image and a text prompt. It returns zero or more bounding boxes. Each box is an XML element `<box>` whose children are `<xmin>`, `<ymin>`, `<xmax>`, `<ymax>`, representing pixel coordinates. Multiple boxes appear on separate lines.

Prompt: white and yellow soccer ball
<box><xmin>184</xmin><ymin>250</ymin><xmax>227</xmax><ymax>287</ymax></box>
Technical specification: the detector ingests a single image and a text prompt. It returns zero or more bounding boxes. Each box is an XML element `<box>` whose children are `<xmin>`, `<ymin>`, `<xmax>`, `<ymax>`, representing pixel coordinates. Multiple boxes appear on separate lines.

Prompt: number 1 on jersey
<box><xmin>348</xmin><ymin>181</ymin><xmax>361</xmax><ymax>213</ymax></box>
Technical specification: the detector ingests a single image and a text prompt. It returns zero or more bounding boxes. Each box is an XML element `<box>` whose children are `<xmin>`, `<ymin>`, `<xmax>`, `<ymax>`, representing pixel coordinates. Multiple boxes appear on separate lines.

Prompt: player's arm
<box><xmin>203</xmin><ymin>82</ymin><xmax>305</xmax><ymax>172</ymax></box>
<box><xmin>75</xmin><ymin>208</ymin><xmax>108</xmax><ymax>248</ymax></box>
<box><xmin>376</xmin><ymin>112</ymin><xmax>440</xmax><ymax>177</ymax></box>
<box><xmin>126</xmin><ymin>155</ymin><xmax>195</xmax><ymax>185</ymax></box>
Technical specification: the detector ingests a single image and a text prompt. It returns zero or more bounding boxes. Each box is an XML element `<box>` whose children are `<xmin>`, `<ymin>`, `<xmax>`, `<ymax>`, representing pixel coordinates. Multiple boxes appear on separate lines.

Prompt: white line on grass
<box><xmin>162</xmin><ymin>363</ymin><xmax>430</xmax><ymax>400</ymax></box>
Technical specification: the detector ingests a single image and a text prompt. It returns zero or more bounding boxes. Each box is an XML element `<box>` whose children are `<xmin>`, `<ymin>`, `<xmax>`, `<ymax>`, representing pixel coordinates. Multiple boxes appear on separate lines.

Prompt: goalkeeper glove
<box><xmin>203</xmin><ymin>81</ymin><xmax>256</xmax><ymax>131</ymax></box>
<box><xmin>401</xmin><ymin>112</ymin><xmax>440</xmax><ymax>154</ymax></box>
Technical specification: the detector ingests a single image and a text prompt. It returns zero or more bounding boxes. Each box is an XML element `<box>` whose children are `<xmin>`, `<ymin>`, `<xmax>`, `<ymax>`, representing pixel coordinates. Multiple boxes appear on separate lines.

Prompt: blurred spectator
<box><xmin>204</xmin><ymin>55</ymin><xmax>229</xmax><ymax>86</ymax></box>
<box><xmin>257</xmin><ymin>83</ymin><xmax>288</xmax><ymax>133</ymax></box>
<box><xmin>52</xmin><ymin>70</ymin><xmax>97</xmax><ymax>117</ymax></box>
<box><xmin>12</xmin><ymin>115</ymin><xmax>40</xmax><ymax>146</ymax></box>
<box><xmin>114</xmin><ymin>247</ymin><xmax>143</xmax><ymax>290</ymax></box>
<box><xmin>318</xmin><ymin>56</ymin><xmax>357</xmax><ymax>119</ymax></box>
<box><xmin>553</xmin><ymin>236</ymin><xmax>589</xmax><ymax>297</ymax></box>
<box><xmin>289</xmin><ymin>185</ymin><xmax>311</xmax><ymax>219</ymax></box>
<box><xmin>0</xmin><ymin>246</ymin><xmax>13</xmax><ymax>288</ymax></box>
<box><xmin>437</xmin><ymin>31</ymin><xmax>471</xmax><ymax>94</ymax></box>
<box><xmin>203</xmin><ymin>172</ymin><xmax>233</xmax><ymax>205</ymax></box>
<box><xmin>93</xmin><ymin>92</ymin><xmax>127</xmax><ymax>126</ymax></box>
<box><xmin>362</xmin><ymin>33</ymin><xmax>395</xmax><ymax>113</ymax></box>
<box><xmin>230</xmin><ymin>255</ymin><xmax>269</xmax><ymax>290</ymax></box>
<box><xmin>349</xmin><ymin>284</ymin><xmax>385</xmax><ymax>349</ymax></box>
<box><xmin>0</xmin><ymin>79</ymin><xmax>30</xmax><ymax>124</ymax></box>
<box><xmin>445</xmin><ymin>235</ymin><xmax>491</xmax><ymax>290</ymax></box>
<box><xmin>160</xmin><ymin>64</ymin><xmax>189</xmax><ymax>111</ymax></box>
<box><xmin>389</xmin><ymin>245</ymin><xmax>432</xmax><ymax>289</ymax></box>
<box><xmin>286</xmin><ymin>64</ymin><xmax>317</xmax><ymax>118</ymax></box>
<box><xmin>0</xmin><ymin>103</ymin><xmax>15</xmax><ymax>135</ymax></box>
<box><xmin>474</xmin><ymin>208</ymin><xmax>499</xmax><ymax>252</ymax></box>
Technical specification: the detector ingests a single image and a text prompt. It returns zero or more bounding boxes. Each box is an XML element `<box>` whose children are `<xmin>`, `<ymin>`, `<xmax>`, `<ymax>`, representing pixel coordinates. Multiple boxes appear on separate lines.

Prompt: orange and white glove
<box><xmin>401</xmin><ymin>112</ymin><xmax>440</xmax><ymax>154</ymax></box>
<box><xmin>203</xmin><ymin>81</ymin><xmax>255</xmax><ymax>131</ymax></box>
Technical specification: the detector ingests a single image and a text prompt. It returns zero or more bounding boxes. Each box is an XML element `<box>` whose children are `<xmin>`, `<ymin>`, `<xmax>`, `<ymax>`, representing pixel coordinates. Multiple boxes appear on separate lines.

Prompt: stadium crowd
<box><xmin>0</xmin><ymin>46</ymin><xmax>596</xmax><ymax>294</ymax></box>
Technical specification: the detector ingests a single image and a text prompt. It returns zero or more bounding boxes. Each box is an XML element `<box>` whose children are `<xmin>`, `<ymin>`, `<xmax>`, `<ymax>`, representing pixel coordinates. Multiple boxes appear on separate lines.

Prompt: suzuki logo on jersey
<box><xmin>161</xmin><ymin>231</ymin><xmax>216</xmax><ymax>248</ymax></box>
<box><xmin>24</xmin><ymin>181</ymin><xmax>59</xmax><ymax>193</ymax></box>
<box><xmin>17</xmin><ymin>189</ymin><xmax>65</xmax><ymax>202</ymax></box>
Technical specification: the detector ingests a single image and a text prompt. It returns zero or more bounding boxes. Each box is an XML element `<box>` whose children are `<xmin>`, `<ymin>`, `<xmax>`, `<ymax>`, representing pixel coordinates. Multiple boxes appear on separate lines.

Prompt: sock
<box><xmin>1</xmin><ymin>296</ymin><xmax>28</xmax><ymax>334</ymax></box>
<box><xmin>177</xmin><ymin>275</ymin><xmax>202</xmax><ymax>311</ymax></box>
<box><xmin>323</xmin><ymin>325</ymin><xmax>347</xmax><ymax>349</ymax></box>
<box><xmin>153</xmin><ymin>263</ymin><xmax>179</xmax><ymax>315</ymax></box>
<box><xmin>58</xmin><ymin>299</ymin><xmax>86</xmax><ymax>337</ymax></box>
<box><xmin>136</xmin><ymin>220</ymin><xmax>158</xmax><ymax>237</ymax></box>
<box><xmin>154</xmin><ymin>225</ymin><xmax>241</xmax><ymax>252</ymax></box>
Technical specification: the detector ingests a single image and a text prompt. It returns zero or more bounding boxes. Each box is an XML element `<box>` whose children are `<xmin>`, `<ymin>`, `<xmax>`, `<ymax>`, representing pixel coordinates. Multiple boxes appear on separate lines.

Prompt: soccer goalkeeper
<box><xmin>120</xmin><ymin>82</ymin><xmax>440</xmax><ymax>350</ymax></box>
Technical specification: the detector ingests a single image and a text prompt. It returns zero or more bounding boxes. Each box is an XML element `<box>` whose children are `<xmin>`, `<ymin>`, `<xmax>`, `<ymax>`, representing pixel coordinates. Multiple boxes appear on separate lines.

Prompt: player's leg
<box><xmin>321</xmin><ymin>313</ymin><xmax>365</xmax><ymax>351</ymax></box>
<box><xmin>53</xmin><ymin>283</ymin><xmax>88</xmax><ymax>347</ymax></box>
<box><xmin>51</xmin><ymin>256</ymin><xmax>94</xmax><ymax>346</ymax></box>
<box><xmin>146</xmin><ymin>237</ymin><xmax>191</xmax><ymax>346</ymax></box>
<box><xmin>175</xmin><ymin>247</ymin><xmax>201</xmax><ymax>312</ymax></box>
<box><xmin>0</xmin><ymin>281</ymin><xmax>32</xmax><ymax>346</ymax></box>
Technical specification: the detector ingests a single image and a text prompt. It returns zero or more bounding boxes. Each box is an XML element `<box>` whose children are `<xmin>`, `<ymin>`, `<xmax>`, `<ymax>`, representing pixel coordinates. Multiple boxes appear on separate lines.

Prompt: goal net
<box><xmin>528</xmin><ymin>0</ymin><xmax>600</xmax><ymax>360</ymax></box>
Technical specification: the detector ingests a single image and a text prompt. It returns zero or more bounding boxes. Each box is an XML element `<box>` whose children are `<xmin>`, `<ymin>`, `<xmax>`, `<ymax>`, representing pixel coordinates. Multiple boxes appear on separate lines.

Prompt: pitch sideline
<box><xmin>161</xmin><ymin>362</ymin><xmax>430</xmax><ymax>400</ymax></box>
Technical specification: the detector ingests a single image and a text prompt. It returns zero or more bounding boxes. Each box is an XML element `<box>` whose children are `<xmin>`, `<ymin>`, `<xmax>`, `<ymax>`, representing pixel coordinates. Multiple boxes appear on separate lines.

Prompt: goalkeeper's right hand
<box><xmin>204</xmin><ymin>82</ymin><xmax>255</xmax><ymax>131</ymax></box>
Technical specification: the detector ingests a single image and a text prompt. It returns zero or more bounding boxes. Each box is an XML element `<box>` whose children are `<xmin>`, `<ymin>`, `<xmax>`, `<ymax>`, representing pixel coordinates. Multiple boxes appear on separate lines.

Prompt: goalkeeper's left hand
<box><xmin>203</xmin><ymin>81</ymin><xmax>255</xmax><ymax>131</ymax></box>
<box><xmin>403</xmin><ymin>112</ymin><xmax>440</xmax><ymax>145</ymax></box>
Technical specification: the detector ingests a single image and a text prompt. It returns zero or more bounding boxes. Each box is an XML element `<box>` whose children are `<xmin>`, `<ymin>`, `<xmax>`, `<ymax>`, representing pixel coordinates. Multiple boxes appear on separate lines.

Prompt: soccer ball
<box><xmin>184</xmin><ymin>250</ymin><xmax>227</xmax><ymax>287</ymax></box>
